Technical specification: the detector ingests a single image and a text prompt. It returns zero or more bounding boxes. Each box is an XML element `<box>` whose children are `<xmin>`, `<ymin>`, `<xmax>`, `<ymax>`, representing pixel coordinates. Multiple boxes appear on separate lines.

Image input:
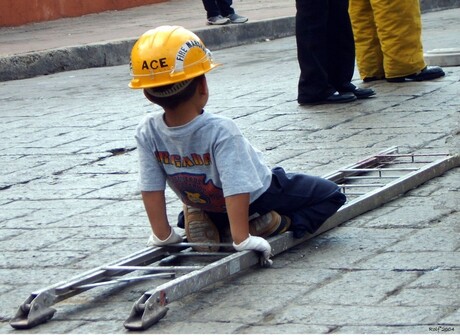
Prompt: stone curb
<box><xmin>424</xmin><ymin>48</ymin><xmax>460</xmax><ymax>66</ymax></box>
<box><xmin>0</xmin><ymin>1</ymin><xmax>458</xmax><ymax>82</ymax></box>
<box><xmin>0</xmin><ymin>16</ymin><xmax>294</xmax><ymax>82</ymax></box>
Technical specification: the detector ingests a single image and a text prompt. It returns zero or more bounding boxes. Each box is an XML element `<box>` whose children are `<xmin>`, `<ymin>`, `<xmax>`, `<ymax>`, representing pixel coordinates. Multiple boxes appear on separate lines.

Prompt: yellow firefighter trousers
<box><xmin>349</xmin><ymin>0</ymin><xmax>427</xmax><ymax>80</ymax></box>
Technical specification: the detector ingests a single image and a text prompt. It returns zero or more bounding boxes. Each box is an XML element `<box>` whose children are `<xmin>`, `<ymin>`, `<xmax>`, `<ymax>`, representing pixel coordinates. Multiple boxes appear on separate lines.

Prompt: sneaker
<box><xmin>183</xmin><ymin>205</ymin><xmax>220</xmax><ymax>252</ymax></box>
<box><xmin>249</xmin><ymin>211</ymin><xmax>291</xmax><ymax>237</ymax></box>
<box><xmin>207</xmin><ymin>15</ymin><xmax>230</xmax><ymax>25</ymax></box>
<box><xmin>227</xmin><ymin>13</ymin><xmax>248</xmax><ymax>24</ymax></box>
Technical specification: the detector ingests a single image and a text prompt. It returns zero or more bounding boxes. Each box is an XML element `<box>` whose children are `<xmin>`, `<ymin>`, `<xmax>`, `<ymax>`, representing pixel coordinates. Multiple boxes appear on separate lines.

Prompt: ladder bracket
<box><xmin>124</xmin><ymin>292</ymin><xmax>169</xmax><ymax>331</ymax></box>
<box><xmin>9</xmin><ymin>292</ymin><xmax>57</xmax><ymax>329</ymax></box>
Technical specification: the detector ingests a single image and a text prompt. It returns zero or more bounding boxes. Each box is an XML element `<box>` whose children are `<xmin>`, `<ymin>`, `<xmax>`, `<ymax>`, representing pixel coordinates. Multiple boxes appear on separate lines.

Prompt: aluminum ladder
<box><xmin>9</xmin><ymin>146</ymin><xmax>459</xmax><ymax>330</ymax></box>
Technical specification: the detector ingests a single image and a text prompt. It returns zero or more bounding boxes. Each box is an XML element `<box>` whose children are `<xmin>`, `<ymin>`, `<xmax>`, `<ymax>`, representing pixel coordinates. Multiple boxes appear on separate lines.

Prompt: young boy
<box><xmin>129</xmin><ymin>26</ymin><xmax>346</xmax><ymax>263</ymax></box>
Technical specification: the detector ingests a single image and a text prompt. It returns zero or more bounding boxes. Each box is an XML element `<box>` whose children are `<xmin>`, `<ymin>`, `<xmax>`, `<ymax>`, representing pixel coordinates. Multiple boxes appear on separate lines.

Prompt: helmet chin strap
<box><xmin>145</xmin><ymin>79</ymin><xmax>193</xmax><ymax>98</ymax></box>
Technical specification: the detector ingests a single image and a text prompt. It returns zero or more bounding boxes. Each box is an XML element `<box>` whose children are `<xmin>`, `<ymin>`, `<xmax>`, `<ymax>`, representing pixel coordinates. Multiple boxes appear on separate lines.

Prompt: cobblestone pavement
<box><xmin>0</xmin><ymin>8</ymin><xmax>459</xmax><ymax>335</ymax></box>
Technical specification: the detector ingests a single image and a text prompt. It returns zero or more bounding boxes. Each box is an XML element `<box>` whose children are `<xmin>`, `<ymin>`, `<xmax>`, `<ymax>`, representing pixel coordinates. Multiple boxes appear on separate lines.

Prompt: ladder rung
<box><xmin>378</xmin><ymin>160</ymin><xmax>437</xmax><ymax>164</ymax></box>
<box><xmin>103</xmin><ymin>265</ymin><xmax>203</xmax><ymax>272</ymax></box>
<box><xmin>376</xmin><ymin>153</ymin><xmax>449</xmax><ymax>157</ymax></box>
<box><xmin>340</xmin><ymin>167</ymin><xmax>419</xmax><ymax>172</ymax></box>
<box><xmin>344</xmin><ymin>175</ymin><xmax>400</xmax><ymax>180</ymax></box>
<box><xmin>74</xmin><ymin>273</ymin><xmax>175</xmax><ymax>289</ymax></box>
<box><xmin>170</xmin><ymin>252</ymin><xmax>233</xmax><ymax>257</ymax></box>
<box><xmin>338</xmin><ymin>184</ymin><xmax>385</xmax><ymax>188</ymax></box>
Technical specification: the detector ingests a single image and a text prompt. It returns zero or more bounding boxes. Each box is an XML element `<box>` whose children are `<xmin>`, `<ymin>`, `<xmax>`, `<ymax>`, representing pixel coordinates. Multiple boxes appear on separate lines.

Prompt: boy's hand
<box><xmin>147</xmin><ymin>228</ymin><xmax>182</xmax><ymax>247</ymax></box>
<box><xmin>233</xmin><ymin>235</ymin><xmax>273</xmax><ymax>266</ymax></box>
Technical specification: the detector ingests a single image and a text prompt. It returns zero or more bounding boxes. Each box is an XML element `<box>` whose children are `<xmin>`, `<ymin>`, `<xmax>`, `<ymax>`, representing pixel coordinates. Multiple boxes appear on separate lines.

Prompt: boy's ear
<box><xmin>196</xmin><ymin>75</ymin><xmax>208</xmax><ymax>95</ymax></box>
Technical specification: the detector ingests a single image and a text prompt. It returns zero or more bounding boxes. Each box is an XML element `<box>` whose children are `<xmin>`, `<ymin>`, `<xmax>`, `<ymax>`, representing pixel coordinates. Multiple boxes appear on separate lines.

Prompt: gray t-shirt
<box><xmin>135</xmin><ymin>110</ymin><xmax>272</xmax><ymax>213</ymax></box>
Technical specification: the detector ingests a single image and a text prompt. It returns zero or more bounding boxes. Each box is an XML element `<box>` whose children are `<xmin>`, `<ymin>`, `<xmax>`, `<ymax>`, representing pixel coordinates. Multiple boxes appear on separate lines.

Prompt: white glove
<box><xmin>233</xmin><ymin>235</ymin><xmax>273</xmax><ymax>266</ymax></box>
<box><xmin>147</xmin><ymin>228</ymin><xmax>182</xmax><ymax>247</ymax></box>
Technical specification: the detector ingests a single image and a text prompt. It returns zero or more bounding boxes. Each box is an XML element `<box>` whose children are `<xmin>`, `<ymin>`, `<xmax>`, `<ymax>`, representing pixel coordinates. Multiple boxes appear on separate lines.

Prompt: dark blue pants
<box><xmin>202</xmin><ymin>0</ymin><xmax>234</xmax><ymax>18</ymax></box>
<box><xmin>178</xmin><ymin>167</ymin><xmax>346</xmax><ymax>239</ymax></box>
<box><xmin>249</xmin><ymin>167</ymin><xmax>345</xmax><ymax>237</ymax></box>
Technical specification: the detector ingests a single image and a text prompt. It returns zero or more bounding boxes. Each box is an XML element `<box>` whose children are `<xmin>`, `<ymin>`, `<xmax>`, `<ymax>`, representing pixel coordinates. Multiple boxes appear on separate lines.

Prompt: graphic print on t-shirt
<box><xmin>155</xmin><ymin>150</ymin><xmax>211</xmax><ymax>168</ymax></box>
<box><xmin>168</xmin><ymin>173</ymin><xmax>226</xmax><ymax>213</ymax></box>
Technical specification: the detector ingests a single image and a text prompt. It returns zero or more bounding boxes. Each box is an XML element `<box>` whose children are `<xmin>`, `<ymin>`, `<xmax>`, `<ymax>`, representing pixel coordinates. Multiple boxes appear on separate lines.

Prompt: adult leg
<box><xmin>202</xmin><ymin>0</ymin><xmax>221</xmax><ymax>18</ymax></box>
<box><xmin>295</xmin><ymin>0</ymin><xmax>336</xmax><ymax>103</ymax></box>
<box><xmin>349</xmin><ymin>0</ymin><xmax>384</xmax><ymax>80</ymax></box>
<box><xmin>371</xmin><ymin>0</ymin><xmax>426</xmax><ymax>79</ymax></box>
<box><xmin>327</xmin><ymin>0</ymin><xmax>356</xmax><ymax>92</ymax></box>
<box><xmin>216</xmin><ymin>0</ymin><xmax>235</xmax><ymax>17</ymax></box>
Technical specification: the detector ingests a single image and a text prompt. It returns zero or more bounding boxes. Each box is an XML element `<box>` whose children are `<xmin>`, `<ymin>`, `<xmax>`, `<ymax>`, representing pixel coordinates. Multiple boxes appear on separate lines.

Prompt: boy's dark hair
<box><xmin>143</xmin><ymin>75</ymin><xmax>204</xmax><ymax>109</ymax></box>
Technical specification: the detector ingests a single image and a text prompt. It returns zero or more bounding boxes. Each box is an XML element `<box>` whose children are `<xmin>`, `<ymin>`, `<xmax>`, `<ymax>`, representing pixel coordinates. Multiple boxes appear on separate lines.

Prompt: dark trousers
<box><xmin>202</xmin><ymin>0</ymin><xmax>234</xmax><ymax>18</ymax></box>
<box><xmin>178</xmin><ymin>167</ymin><xmax>346</xmax><ymax>239</ymax></box>
<box><xmin>248</xmin><ymin>167</ymin><xmax>346</xmax><ymax>238</ymax></box>
<box><xmin>296</xmin><ymin>0</ymin><xmax>356</xmax><ymax>103</ymax></box>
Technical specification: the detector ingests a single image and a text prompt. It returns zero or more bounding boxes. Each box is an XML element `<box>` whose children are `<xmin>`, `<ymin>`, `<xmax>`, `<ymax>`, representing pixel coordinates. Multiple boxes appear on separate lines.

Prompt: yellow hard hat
<box><xmin>129</xmin><ymin>26</ymin><xmax>219</xmax><ymax>89</ymax></box>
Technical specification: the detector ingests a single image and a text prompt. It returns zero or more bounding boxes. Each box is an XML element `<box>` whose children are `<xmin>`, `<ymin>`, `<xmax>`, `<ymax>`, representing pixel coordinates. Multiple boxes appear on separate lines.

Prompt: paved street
<box><xmin>0</xmin><ymin>7</ymin><xmax>459</xmax><ymax>335</ymax></box>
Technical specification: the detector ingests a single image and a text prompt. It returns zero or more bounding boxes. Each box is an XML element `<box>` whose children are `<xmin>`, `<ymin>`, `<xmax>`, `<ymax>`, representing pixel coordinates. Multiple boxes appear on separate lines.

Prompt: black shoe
<box><xmin>363</xmin><ymin>76</ymin><xmax>385</xmax><ymax>83</ymax></box>
<box><xmin>299</xmin><ymin>91</ymin><xmax>356</xmax><ymax>105</ymax></box>
<box><xmin>341</xmin><ymin>87</ymin><xmax>376</xmax><ymax>99</ymax></box>
<box><xmin>326</xmin><ymin>92</ymin><xmax>357</xmax><ymax>103</ymax></box>
<box><xmin>386</xmin><ymin>66</ymin><xmax>445</xmax><ymax>82</ymax></box>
